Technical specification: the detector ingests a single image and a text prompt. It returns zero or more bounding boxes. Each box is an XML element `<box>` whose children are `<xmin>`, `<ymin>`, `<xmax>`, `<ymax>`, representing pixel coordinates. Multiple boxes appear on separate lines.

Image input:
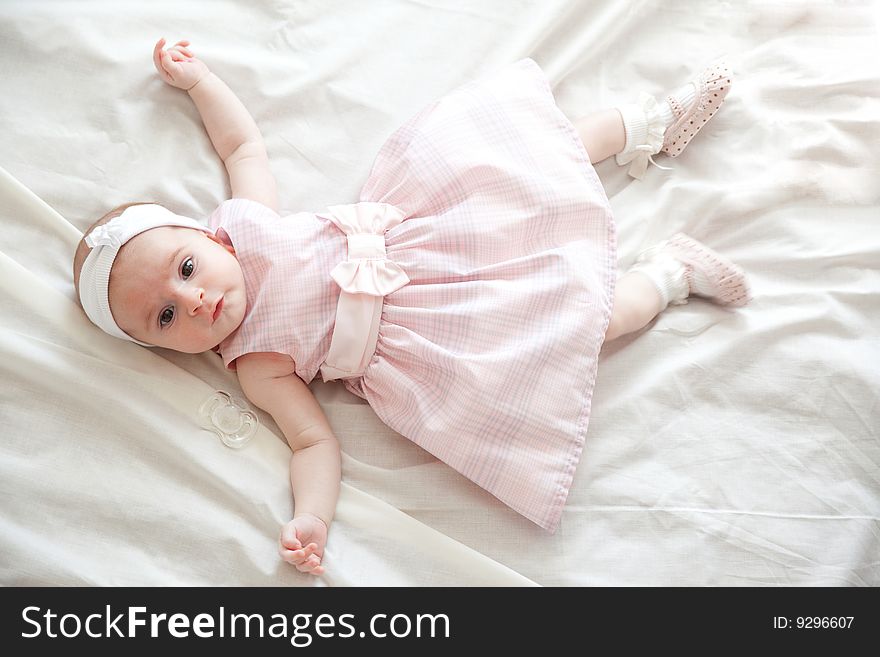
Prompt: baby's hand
<box><xmin>279</xmin><ymin>513</ymin><xmax>328</xmax><ymax>575</ymax></box>
<box><xmin>152</xmin><ymin>38</ymin><xmax>209</xmax><ymax>91</ymax></box>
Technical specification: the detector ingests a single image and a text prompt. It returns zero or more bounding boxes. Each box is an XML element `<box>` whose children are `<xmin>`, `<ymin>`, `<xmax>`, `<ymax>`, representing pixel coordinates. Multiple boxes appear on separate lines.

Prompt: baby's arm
<box><xmin>236</xmin><ymin>352</ymin><xmax>340</xmax><ymax>576</ymax></box>
<box><xmin>153</xmin><ymin>38</ymin><xmax>279</xmax><ymax>212</ymax></box>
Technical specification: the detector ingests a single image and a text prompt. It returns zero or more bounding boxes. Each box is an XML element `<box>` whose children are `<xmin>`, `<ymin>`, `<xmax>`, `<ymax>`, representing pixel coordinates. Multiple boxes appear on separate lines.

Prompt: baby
<box><xmin>73</xmin><ymin>39</ymin><xmax>749</xmax><ymax>576</ymax></box>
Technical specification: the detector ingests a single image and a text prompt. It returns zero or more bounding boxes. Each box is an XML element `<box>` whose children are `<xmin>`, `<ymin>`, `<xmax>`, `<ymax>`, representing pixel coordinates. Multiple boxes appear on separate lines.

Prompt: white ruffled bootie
<box><xmin>615</xmin><ymin>61</ymin><xmax>732</xmax><ymax>179</ymax></box>
<box><xmin>628</xmin><ymin>233</ymin><xmax>751</xmax><ymax>308</ymax></box>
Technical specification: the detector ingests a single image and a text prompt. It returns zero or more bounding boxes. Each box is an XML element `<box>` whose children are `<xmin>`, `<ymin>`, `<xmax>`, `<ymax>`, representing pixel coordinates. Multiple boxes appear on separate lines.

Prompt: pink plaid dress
<box><xmin>211</xmin><ymin>59</ymin><xmax>616</xmax><ymax>532</ymax></box>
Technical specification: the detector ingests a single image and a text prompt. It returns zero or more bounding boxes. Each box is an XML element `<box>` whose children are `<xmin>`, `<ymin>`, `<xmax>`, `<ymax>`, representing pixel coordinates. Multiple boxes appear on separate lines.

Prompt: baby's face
<box><xmin>108</xmin><ymin>226</ymin><xmax>246</xmax><ymax>353</ymax></box>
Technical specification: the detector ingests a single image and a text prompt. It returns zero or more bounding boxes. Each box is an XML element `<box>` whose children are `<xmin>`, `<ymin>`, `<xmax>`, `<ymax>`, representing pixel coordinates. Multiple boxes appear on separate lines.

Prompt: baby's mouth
<box><xmin>212</xmin><ymin>296</ymin><xmax>224</xmax><ymax>323</ymax></box>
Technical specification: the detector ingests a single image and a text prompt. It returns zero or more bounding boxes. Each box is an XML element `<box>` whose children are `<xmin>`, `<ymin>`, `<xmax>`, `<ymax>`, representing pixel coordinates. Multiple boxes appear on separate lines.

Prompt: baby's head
<box><xmin>73</xmin><ymin>203</ymin><xmax>246</xmax><ymax>353</ymax></box>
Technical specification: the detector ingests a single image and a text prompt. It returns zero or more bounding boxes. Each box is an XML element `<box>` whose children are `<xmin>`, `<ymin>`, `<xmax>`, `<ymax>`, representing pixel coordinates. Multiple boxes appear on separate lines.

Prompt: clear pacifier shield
<box><xmin>198</xmin><ymin>390</ymin><xmax>259</xmax><ymax>449</ymax></box>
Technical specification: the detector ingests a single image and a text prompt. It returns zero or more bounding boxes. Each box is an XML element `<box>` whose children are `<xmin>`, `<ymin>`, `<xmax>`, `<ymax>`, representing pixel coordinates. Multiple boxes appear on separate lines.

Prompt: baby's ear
<box><xmin>204</xmin><ymin>230</ymin><xmax>236</xmax><ymax>257</ymax></box>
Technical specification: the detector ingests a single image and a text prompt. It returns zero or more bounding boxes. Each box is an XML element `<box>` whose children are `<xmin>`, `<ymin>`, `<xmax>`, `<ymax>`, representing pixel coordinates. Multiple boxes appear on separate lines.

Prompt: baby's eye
<box><xmin>181</xmin><ymin>257</ymin><xmax>194</xmax><ymax>279</ymax></box>
<box><xmin>159</xmin><ymin>307</ymin><xmax>175</xmax><ymax>327</ymax></box>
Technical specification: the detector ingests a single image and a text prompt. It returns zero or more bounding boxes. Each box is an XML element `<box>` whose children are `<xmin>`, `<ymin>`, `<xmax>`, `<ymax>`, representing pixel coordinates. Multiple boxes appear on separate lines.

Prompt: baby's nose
<box><xmin>187</xmin><ymin>287</ymin><xmax>206</xmax><ymax>315</ymax></box>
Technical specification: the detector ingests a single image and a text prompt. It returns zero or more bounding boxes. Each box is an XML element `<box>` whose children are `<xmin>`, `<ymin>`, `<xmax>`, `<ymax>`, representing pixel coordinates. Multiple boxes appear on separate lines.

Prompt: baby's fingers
<box><xmin>280</xmin><ymin>525</ymin><xmax>303</xmax><ymax>551</ymax></box>
<box><xmin>285</xmin><ymin>544</ymin><xmax>317</xmax><ymax>561</ymax></box>
<box><xmin>159</xmin><ymin>50</ymin><xmax>182</xmax><ymax>78</ymax></box>
<box><xmin>153</xmin><ymin>38</ymin><xmax>166</xmax><ymax>73</ymax></box>
<box><xmin>279</xmin><ymin>542</ymin><xmax>316</xmax><ymax>561</ymax></box>
<box><xmin>173</xmin><ymin>40</ymin><xmax>194</xmax><ymax>58</ymax></box>
<box><xmin>295</xmin><ymin>555</ymin><xmax>324</xmax><ymax>575</ymax></box>
<box><xmin>279</xmin><ymin>547</ymin><xmax>299</xmax><ymax>563</ymax></box>
<box><xmin>279</xmin><ymin>546</ymin><xmax>323</xmax><ymax>573</ymax></box>
<box><xmin>280</xmin><ymin>548</ymin><xmax>311</xmax><ymax>570</ymax></box>
<box><xmin>168</xmin><ymin>45</ymin><xmax>194</xmax><ymax>60</ymax></box>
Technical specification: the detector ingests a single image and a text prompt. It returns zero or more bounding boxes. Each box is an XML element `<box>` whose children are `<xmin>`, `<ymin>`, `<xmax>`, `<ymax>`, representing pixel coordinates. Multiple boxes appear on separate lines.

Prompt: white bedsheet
<box><xmin>1</xmin><ymin>0</ymin><xmax>878</xmax><ymax>586</ymax></box>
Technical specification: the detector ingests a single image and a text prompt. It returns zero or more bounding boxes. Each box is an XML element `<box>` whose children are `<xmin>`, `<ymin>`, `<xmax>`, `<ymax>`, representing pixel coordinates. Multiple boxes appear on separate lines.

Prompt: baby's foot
<box><xmin>630</xmin><ymin>233</ymin><xmax>751</xmax><ymax>308</ymax></box>
<box><xmin>660</xmin><ymin>61</ymin><xmax>732</xmax><ymax>158</ymax></box>
<box><xmin>660</xmin><ymin>233</ymin><xmax>751</xmax><ymax>307</ymax></box>
<box><xmin>615</xmin><ymin>60</ymin><xmax>732</xmax><ymax>179</ymax></box>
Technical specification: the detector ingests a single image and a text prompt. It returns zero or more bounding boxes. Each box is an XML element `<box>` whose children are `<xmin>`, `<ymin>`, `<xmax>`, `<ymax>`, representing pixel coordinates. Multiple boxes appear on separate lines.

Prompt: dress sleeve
<box><xmin>208</xmin><ymin>197</ymin><xmax>281</xmax><ymax>232</ymax></box>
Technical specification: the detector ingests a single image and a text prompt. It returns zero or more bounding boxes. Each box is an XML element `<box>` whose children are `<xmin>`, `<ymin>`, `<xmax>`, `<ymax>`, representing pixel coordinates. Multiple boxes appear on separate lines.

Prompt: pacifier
<box><xmin>198</xmin><ymin>390</ymin><xmax>259</xmax><ymax>449</ymax></box>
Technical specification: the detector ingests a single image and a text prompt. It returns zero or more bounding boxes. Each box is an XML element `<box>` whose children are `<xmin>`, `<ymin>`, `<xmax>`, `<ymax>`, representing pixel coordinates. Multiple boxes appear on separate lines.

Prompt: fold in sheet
<box><xmin>1</xmin><ymin>0</ymin><xmax>878</xmax><ymax>585</ymax></box>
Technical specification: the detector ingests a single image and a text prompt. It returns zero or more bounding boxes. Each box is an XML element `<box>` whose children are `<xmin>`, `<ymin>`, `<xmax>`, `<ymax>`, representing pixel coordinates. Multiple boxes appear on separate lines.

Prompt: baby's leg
<box><xmin>605</xmin><ymin>234</ymin><xmax>751</xmax><ymax>342</ymax></box>
<box><xmin>575</xmin><ymin>109</ymin><xmax>626</xmax><ymax>164</ymax></box>
<box><xmin>575</xmin><ymin>60</ymin><xmax>732</xmax><ymax>177</ymax></box>
<box><xmin>605</xmin><ymin>271</ymin><xmax>664</xmax><ymax>341</ymax></box>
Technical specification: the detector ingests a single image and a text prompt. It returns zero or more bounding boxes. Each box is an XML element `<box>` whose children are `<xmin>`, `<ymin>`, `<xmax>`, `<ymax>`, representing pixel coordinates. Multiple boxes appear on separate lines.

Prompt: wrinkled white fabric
<box><xmin>1</xmin><ymin>0</ymin><xmax>878</xmax><ymax>586</ymax></box>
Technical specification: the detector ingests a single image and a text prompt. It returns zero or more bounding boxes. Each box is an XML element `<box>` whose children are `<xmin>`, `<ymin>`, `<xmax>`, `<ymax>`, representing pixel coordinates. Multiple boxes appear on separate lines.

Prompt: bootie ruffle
<box><xmin>616</xmin><ymin>60</ymin><xmax>732</xmax><ymax>179</ymax></box>
<box><xmin>629</xmin><ymin>233</ymin><xmax>751</xmax><ymax>308</ymax></box>
<box><xmin>615</xmin><ymin>92</ymin><xmax>669</xmax><ymax>180</ymax></box>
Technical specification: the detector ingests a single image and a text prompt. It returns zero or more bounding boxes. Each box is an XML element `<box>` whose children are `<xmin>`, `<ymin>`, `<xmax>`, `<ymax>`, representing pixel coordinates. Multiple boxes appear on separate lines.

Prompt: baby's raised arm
<box><xmin>153</xmin><ymin>38</ymin><xmax>279</xmax><ymax>212</ymax></box>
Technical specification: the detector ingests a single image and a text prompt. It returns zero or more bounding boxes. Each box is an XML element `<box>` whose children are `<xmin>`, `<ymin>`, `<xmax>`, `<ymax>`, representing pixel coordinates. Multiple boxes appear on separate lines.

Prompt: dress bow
<box><xmin>320</xmin><ymin>203</ymin><xmax>410</xmax><ymax>296</ymax></box>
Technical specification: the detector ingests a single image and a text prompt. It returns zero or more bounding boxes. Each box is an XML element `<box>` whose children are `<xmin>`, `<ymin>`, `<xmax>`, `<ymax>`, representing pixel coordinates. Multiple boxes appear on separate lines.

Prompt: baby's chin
<box><xmin>152</xmin><ymin>327</ymin><xmax>237</xmax><ymax>354</ymax></box>
<box><xmin>196</xmin><ymin>313</ymin><xmax>246</xmax><ymax>353</ymax></box>
<box><xmin>187</xmin><ymin>329</ymin><xmax>240</xmax><ymax>354</ymax></box>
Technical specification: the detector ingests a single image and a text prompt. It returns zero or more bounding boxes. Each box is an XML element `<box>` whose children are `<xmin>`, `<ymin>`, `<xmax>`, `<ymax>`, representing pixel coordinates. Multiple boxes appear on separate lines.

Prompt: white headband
<box><xmin>79</xmin><ymin>204</ymin><xmax>211</xmax><ymax>346</ymax></box>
